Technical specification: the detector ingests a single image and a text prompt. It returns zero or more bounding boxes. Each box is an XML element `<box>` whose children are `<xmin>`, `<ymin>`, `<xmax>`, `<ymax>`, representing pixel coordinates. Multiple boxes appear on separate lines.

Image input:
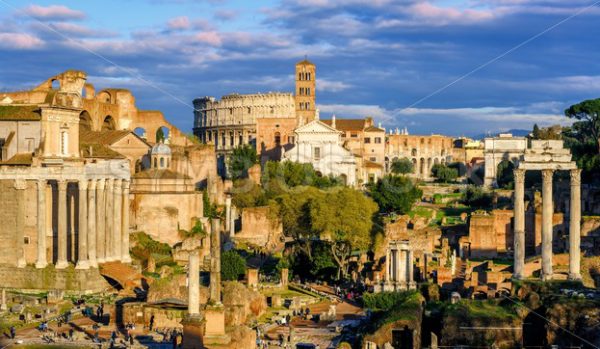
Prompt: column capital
<box><xmin>58</xmin><ymin>180</ymin><xmax>68</xmax><ymax>191</ymax></box>
<box><xmin>89</xmin><ymin>179</ymin><xmax>97</xmax><ymax>190</ymax></box>
<box><xmin>570</xmin><ymin>168</ymin><xmax>582</xmax><ymax>186</ymax></box>
<box><xmin>14</xmin><ymin>179</ymin><xmax>27</xmax><ymax>190</ymax></box>
<box><xmin>541</xmin><ymin>168</ymin><xmax>554</xmax><ymax>181</ymax></box>
<box><xmin>513</xmin><ymin>168</ymin><xmax>526</xmax><ymax>182</ymax></box>
<box><xmin>122</xmin><ymin>180</ymin><xmax>130</xmax><ymax>191</ymax></box>
<box><xmin>37</xmin><ymin>179</ymin><xmax>47</xmax><ymax>189</ymax></box>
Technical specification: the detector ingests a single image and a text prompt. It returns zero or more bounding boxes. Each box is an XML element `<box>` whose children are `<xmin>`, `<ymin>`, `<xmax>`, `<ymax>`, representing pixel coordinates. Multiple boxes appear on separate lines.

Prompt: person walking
<box><xmin>9</xmin><ymin>326</ymin><xmax>16</xmax><ymax>339</ymax></box>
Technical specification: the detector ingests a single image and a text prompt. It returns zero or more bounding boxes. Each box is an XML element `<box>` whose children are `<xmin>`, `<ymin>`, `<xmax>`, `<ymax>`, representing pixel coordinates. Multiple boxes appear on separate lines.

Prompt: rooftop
<box><xmin>0</xmin><ymin>105</ymin><xmax>42</xmax><ymax>121</ymax></box>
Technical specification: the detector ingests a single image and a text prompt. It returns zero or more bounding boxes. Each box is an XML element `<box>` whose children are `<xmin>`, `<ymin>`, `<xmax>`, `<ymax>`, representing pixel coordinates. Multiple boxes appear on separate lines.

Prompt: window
<box><xmin>160</xmin><ymin>157</ymin><xmax>164</xmax><ymax>167</ymax></box>
<box><xmin>239</xmin><ymin>134</ymin><xmax>243</xmax><ymax>145</ymax></box>
<box><xmin>208</xmin><ymin>132</ymin><xmax>212</xmax><ymax>142</ymax></box>
<box><xmin>307</xmin><ymin>72</ymin><xmax>311</xmax><ymax>81</ymax></box>
<box><xmin>24</xmin><ymin>236</ymin><xmax>30</xmax><ymax>244</ymax></box>
<box><xmin>274</xmin><ymin>132</ymin><xmax>281</xmax><ymax>145</ymax></box>
<box><xmin>370</xmin><ymin>157</ymin><xmax>376</xmax><ymax>162</ymax></box>
<box><xmin>229</xmin><ymin>108</ymin><xmax>233</xmax><ymax>115</ymax></box>
<box><xmin>221</xmin><ymin>134</ymin><xmax>226</xmax><ymax>147</ymax></box>
<box><xmin>247</xmin><ymin>107</ymin><xmax>251</xmax><ymax>114</ymax></box>
<box><xmin>368</xmin><ymin>174</ymin><xmax>375</xmax><ymax>183</ymax></box>
<box><xmin>364</xmin><ymin>137</ymin><xmax>371</xmax><ymax>144</ymax></box>
<box><xmin>60</xmin><ymin>131</ymin><xmax>68</xmax><ymax>156</ymax></box>
<box><xmin>411</xmin><ymin>148</ymin><xmax>417</xmax><ymax>156</ymax></box>
<box><xmin>374</xmin><ymin>137</ymin><xmax>382</xmax><ymax>144</ymax></box>
<box><xmin>270</xmin><ymin>107</ymin><xmax>274</xmax><ymax>114</ymax></box>
<box><xmin>350</xmin><ymin>133</ymin><xmax>358</xmax><ymax>138</ymax></box>
<box><xmin>154</xmin><ymin>158</ymin><xmax>157</xmax><ymax>168</ymax></box>
<box><xmin>306</xmin><ymin>87</ymin><xmax>310</xmax><ymax>96</ymax></box>
<box><xmin>313</xmin><ymin>147</ymin><xmax>321</xmax><ymax>161</ymax></box>
<box><xmin>306</xmin><ymin>102</ymin><xmax>310</xmax><ymax>110</ymax></box>
<box><xmin>230</xmin><ymin>132</ymin><xmax>234</xmax><ymax>146</ymax></box>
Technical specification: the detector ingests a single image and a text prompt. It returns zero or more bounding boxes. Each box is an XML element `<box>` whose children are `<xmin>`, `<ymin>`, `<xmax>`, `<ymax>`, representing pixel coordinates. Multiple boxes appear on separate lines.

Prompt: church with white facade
<box><xmin>282</xmin><ymin>117</ymin><xmax>357</xmax><ymax>186</ymax></box>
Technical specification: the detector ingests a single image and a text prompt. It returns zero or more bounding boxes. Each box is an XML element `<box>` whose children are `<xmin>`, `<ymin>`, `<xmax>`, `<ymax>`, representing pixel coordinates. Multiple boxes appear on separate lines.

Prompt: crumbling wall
<box><xmin>235</xmin><ymin>206</ymin><xmax>283</xmax><ymax>251</ymax></box>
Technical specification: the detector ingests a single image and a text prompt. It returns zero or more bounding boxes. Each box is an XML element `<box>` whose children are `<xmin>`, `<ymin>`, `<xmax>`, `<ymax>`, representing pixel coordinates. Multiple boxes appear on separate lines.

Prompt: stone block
<box><xmin>247</xmin><ymin>268</ymin><xmax>259</xmax><ymax>289</ymax></box>
<box><xmin>11</xmin><ymin>304</ymin><xmax>24</xmax><ymax>314</ymax></box>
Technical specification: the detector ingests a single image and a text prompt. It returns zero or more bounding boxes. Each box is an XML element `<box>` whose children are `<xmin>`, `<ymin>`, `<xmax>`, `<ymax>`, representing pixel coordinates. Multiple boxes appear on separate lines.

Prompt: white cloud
<box><xmin>22</xmin><ymin>5</ymin><xmax>85</xmax><ymax>20</ymax></box>
<box><xmin>316</xmin><ymin>79</ymin><xmax>351</xmax><ymax>92</ymax></box>
<box><xmin>167</xmin><ymin>16</ymin><xmax>191</xmax><ymax>30</ymax></box>
<box><xmin>0</xmin><ymin>33</ymin><xmax>44</xmax><ymax>49</ymax></box>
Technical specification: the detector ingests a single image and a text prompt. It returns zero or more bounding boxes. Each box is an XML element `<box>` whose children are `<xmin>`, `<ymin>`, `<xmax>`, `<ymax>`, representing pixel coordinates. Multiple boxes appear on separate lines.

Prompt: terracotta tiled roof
<box><xmin>296</xmin><ymin>59</ymin><xmax>314</xmax><ymax>66</ymax></box>
<box><xmin>322</xmin><ymin>118</ymin><xmax>365</xmax><ymax>131</ymax></box>
<box><xmin>80</xmin><ymin>143</ymin><xmax>125</xmax><ymax>159</ymax></box>
<box><xmin>133</xmin><ymin>169</ymin><xmax>191</xmax><ymax>180</ymax></box>
<box><xmin>79</xmin><ymin>130</ymin><xmax>133</xmax><ymax>145</ymax></box>
<box><xmin>0</xmin><ymin>105</ymin><xmax>41</xmax><ymax>121</ymax></box>
<box><xmin>1</xmin><ymin>153</ymin><xmax>33</xmax><ymax>165</ymax></box>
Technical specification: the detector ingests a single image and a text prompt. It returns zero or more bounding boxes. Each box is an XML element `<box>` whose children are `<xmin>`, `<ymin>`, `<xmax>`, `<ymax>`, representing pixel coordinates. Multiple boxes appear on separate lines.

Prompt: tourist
<box><xmin>149</xmin><ymin>315</ymin><xmax>155</xmax><ymax>331</ymax></box>
<box><xmin>10</xmin><ymin>326</ymin><xmax>16</xmax><ymax>339</ymax></box>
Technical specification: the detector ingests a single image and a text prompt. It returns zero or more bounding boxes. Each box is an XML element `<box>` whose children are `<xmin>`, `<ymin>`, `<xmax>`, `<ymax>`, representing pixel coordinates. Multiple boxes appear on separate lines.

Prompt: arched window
<box><xmin>154</xmin><ymin>158</ymin><xmax>157</xmax><ymax>168</ymax></box>
<box><xmin>274</xmin><ymin>132</ymin><xmax>281</xmax><ymax>146</ymax></box>
<box><xmin>160</xmin><ymin>157</ymin><xmax>164</xmax><ymax>167</ymax></box>
<box><xmin>411</xmin><ymin>148</ymin><xmax>417</xmax><ymax>156</ymax></box>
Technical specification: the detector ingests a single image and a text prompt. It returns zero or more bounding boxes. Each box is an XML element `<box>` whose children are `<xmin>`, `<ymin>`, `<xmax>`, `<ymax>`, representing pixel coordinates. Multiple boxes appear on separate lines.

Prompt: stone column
<box><xmin>397</xmin><ymin>249</ymin><xmax>405</xmax><ymax>283</ymax></box>
<box><xmin>385</xmin><ymin>248</ymin><xmax>391</xmax><ymax>282</ymax></box>
<box><xmin>105</xmin><ymin>178</ymin><xmax>114</xmax><ymax>261</ymax></box>
<box><xmin>569</xmin><ymin>169</ymin><xmax>582</xmax><ymax>280</ymax></box>
<box><xmin>75</xmin><ymin>180</ymin><xmax>89</xmax><ymax>269</ymax></box>
<box><xmin>225</xmin><ymin>194</ymin><xmax>231</xmax><ymax>232</ymax></box>
<box><xmin>121</xmin><ymin>180</ymin><xmax>132</xmax><ymax>263</ymax></box>
<box><xmin>541</xmin><ymin>169</ymin><xmax>554</xmax><ymax>280</ymax></box>
<box><xmin>88</xmin><ymin>180</ymin><xmax>97</xmax><ymax>268</ymax></box>
<box><xmin>188</xmin><ymin>249</ymin><xmax>200</xmax><ymax>315</ymax></box>
<box><xmin>408</xmin><ymin>250</ymin><xmax>414</xmax><ymax>283</ymax></box>
<box><xmin>209</xmin><ymin>218</ymin><xmax>222</xmax><ymax>303</ymax></box>
<box><xmin>513</xmin><ymin>169</ymin><xmax>526</xmax><ymax>279</ymax></box>
<box><xmin>230</xmin><ymin>206</ymin><xmax>236</xmax><ymax>238</ymax></box>
<box><xmin>15</xmin><ymin>180</ymin><xmax>27</xmax><ymax>268</ymax></box>
<box><xmin>96</xmin><ymin>179</ymin><xmax>106</xmax><ymax>263</ymax></box>
<box><xmin>113</xmin><ymin>179</ymin><xmax>122</xmax><ymax>261</ymax></box>
<box><xmin>56</xmin><ymin>180</ymin><xmax>69</xmax><ymax>269</ymax></box>
<box><xmin>36</xmin><ymin>180</ymin><xmax>48</xmax><ymax>269</ymax></box>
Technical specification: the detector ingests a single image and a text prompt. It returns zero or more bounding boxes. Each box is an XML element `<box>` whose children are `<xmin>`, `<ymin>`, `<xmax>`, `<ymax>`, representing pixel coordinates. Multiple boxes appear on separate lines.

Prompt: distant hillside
<box><xmin>470</xmin><ymin>129</ymin><xmax>530</xmax><ymax>140</ymax></box>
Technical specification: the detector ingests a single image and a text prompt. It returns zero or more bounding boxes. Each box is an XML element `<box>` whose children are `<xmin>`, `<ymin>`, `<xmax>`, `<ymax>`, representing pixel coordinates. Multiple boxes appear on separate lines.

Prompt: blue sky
<box><xmin>1</xmin><ymin>0</ymin><xmax>600</xmax><ymax>137</ymax></box>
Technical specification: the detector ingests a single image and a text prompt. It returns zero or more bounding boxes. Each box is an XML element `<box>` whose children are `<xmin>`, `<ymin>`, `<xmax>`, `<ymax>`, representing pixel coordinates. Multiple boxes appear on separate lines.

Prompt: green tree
<box><xmin>431</xmin><ymin>164</ymin><xmax>458</xmax><ymax>183</ymax></box>
<box><xmin>391</xmin><ymin>158</ymin><xmax>414</xmax><ymax>175</ymax></box>
<box><xmin>564</xmin><ymin>98</ymin><xmax>600</xmax><ymax>152</ymax></box>
<box><xmin>268</xmin><ymin>186</ymin><xmax>325</xmax><ymax>260</ymax></box>
<box><xmin>461</xmin><ymin>186</ymin><xmax>493</xmax><ymax>209</ymax></box>
<box><xmin>262</xmin><ymin>161</ymin><xmax>342</xmax><ymax>194</ymax></box>
<box><xmin>156</xmin><ymin>127</ymin><xmax>166</xmax><ymax>143</ymax></box>
<box><xmin>227</xmin><ymin>144</ymin><xmax>258</xmax><ymax>179</ymax></box>
<box><xmin>367</xmin><ymin>175</ymin><xmax>422</xmax><ymax>214</ymax></box>
<box><xmin>221</xmin><ymin>250</ymin><xmax>247</xmax><ymax>281</ymax></box>
<box><xmin>231</xmin><ymin>179</ymin><xmax>266</xmax><ymax>208</ymax></box>
<box><xmin>309</xmin><ymin>187</ymin><xmax>378</xmax><ymax>279</ymax></box>
<box><xmin>179</xmin><ymin>219</ymin><xmax>207</xmax><ymax>239</ymax></box>
<box><xmin>532</xmin><ymin>124</ymin><xmax>540</xmax><ymax>139</ymax></box>
<box><xmin>202</xmin><ymin>190</ymin><xmax>219</xmax><ymax>218</ymax></box>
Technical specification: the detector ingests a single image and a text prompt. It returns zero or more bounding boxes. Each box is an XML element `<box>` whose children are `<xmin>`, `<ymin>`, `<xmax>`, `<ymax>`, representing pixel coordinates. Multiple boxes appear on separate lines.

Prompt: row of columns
<box><xmin>385</xmin><ymin>242</ymin><xmax>414</xmax><ymax>288</ymax></box>
<box><xmin>513</xmin><ymin>168</ymin><xmax>581</xmax><ymax>281</ymax></box>
<box><xmin>31</xmin><ymin>178</ymin><xmax>131</xmax><ymax>270</ymax></box>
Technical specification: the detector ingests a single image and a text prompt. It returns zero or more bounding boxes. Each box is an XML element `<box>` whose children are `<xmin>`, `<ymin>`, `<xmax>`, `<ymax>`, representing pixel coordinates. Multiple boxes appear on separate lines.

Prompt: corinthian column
<box><xmin>88</xmin><ymin>180</ymin><xmax>97</xmax><ymax>268</ymax></box>
<box><xmin>35</xmin><ymin>180</ymin><xmax>48</xmax><ymax>269</ymax></box>
<box><xmin>105</xmin><ymin>178</ymin><xmax>114</xmax><ymax>261</ymax></box>
<box><xmin>121</xmin><ymin>180</ymin><xmax>132</xmax><ymax>263</ymax></box>
<box><xmin>15</xmin><ymin>180</ymin><xmax>27</xmax><ymax>268</ymax></box>
<box><xmin>225</xmin><ymin>194</ymin><xmax>231</xmax><ymax>232</ymax></box>
<box><xmin>113</xmin><ymin>179</ymin><xmax>122</xmax><ymax>261</ymax></box>
<box><xmin>76</xmin><ymin>180</ymin><xmax>89</xmax><ymax>269</ymax></box>
<box><xmin>541</xmin><ymin>169</ymin><xmax>554</xmax><ymax>281</ymax></box>
<box><xmin>96</xmin><ymin>179</ymin><xmax>106</xmax><ymax>263</ymax></box>
<box><xmin>56</xmin><ymin>180</ymin><xmax>69</xmax><ymax>269</ymax></box>
<box><xmin>569</xmin><ymin>169</ymin><xmax>582</xmax><ymax>280</ymax></box>
<box><xmin>513</xmin><ymin>169</ymin><xmax>525</xmax><ymax>279</ymax></box>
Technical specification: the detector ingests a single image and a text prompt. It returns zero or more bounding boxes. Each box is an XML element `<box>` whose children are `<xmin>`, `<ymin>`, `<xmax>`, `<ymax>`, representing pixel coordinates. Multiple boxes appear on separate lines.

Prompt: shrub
<box><xmin>221</xmin><ymin>250</ymin><xmax>247</xmax><ymax>281</ymax></box>
<box><xmin>461</xmin><ymin>186</ymin><xmax>493</xmax><ymax>209</ymax></box>
<box><xmin>362</xmin><ymin>290</ymin><xmax>418</xmax><ymax>311</ymax></box>
<box><xmin>431</xmin><ymin>164</ymin><xmax>458</xmax><ymax>183</ymax></box>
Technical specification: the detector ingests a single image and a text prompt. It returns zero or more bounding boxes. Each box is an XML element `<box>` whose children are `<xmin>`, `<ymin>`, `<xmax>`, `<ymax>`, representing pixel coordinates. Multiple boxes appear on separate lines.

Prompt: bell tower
<box><xmin>295</xmin><ymin>58</ymin><xmax>316</xmax><ymax>124</ymax></box>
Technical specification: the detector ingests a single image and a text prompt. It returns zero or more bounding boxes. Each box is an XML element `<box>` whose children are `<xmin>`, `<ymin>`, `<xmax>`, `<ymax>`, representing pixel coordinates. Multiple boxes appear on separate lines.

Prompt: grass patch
<box><xmin>446</xmin><ymin>299</ymin><xmax>517</xmax><ymax>320</ymax></box>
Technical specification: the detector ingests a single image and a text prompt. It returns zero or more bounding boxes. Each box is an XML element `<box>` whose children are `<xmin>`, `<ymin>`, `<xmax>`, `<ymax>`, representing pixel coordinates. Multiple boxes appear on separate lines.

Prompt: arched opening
<box><xmin>102</xmin><ymin>116</ymin><xmax>116</xmax><ymax>131</ymax></box>
<box><xmin>496</xmin><ymin>160</ymin><xmax>515</xmax><ymax>189</ymax></box>
<box><xmin>98</xmin><ymin>91</ymin><xmax>111</xmax><ymax>103</ymax></box>
<box><xmin>412</xmin><ymin>158</ymin><xmax>417</xmax><ymax>174</ymax></box>
<box><xmin>434</xmin><ymin>158</ymin><xmax>439</xmax><ymax>165</ymax></box>
<box><xmin>51</xmin><ymin>79</ymin><xmax>60</xmax><ymax>90</ymax></box>
<box><xmin>134</xmin><ymin>127</ymin><xmax>147</xmax><ymax>140</ymax></box>
<box><xmin>427</xmin><ymin>158</ymin><xmax>432</xmax><ymax>176</ymax></box>
<box><xmin>160</xmin><ymin>157</ymin><xmax>165</xmax><ymax>168</ymax></box>
<box><xmin>411</xmin><ymin>148</ymin><xmax>417</xmax><ymax>157</ymax></box>
<box><xmin>419</xmin><ymin>158</ymin><xmax>425</xmax><ymax>176</ymax></box>
<box><xmin>274</xmin><ymin>132</ymin><xmax>281</xmax><ymax>146</ymax></box>
<box><xmin>79</xmin><ymin>111</ymin><xmax>92</xmax><ymax>132</ymax></box>
<box><xmin>153</xmin><ymin>158</ymin><xmax>157</xmax><ymax>168</ymax></box>
<box><xmin>156</xmin><ymin>126</ymin><xmax>169</xmax><ymax>143</ymax></box>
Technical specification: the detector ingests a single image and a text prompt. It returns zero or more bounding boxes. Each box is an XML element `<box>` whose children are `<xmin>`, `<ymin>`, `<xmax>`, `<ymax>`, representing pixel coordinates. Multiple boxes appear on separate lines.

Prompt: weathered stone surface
<box><xmin>222</xmin><ymin>281</ymin><xmax>267</xmax><ymax>327</ymax></box>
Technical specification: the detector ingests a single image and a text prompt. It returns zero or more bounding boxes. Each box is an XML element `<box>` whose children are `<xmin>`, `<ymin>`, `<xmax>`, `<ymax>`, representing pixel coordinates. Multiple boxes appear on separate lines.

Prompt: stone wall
<box><xmin>235</xmin><ymin>206</ymin><xmax>283</xmax><ymax>251</ymax></box>
<box><xmin>0</xmin><ymin>265</ymin><xmax>109</xmax><ymax>292</ymax></box>
<box><xmin>0</xmin><ymin>180</ymin><xmax>19</xmax><ymax>265</ymax></box>
<box><xmin>131</xmin><ymin>192</ymin><xmax>203</xmax><ymax>246</ymax></box>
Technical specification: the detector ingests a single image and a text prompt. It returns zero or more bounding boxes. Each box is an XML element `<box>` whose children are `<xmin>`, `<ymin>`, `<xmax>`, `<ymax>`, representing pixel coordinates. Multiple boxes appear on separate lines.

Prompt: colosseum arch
<box><xmin>133</xmin><ymin>127</ymin><xmax>147</xmax><ymax>140</ymax></box>
<box><xmin>155</xmin><ymin>126</ymin><xmax>170</xmax><ymax>143</ymax></box>
<box><xmin>102</xmin><ymin>115</ymin><xmax>116</xmax><ymax>131</ymax></box>
<box><xmin>79</xmin><ymin>111</ymin><xmax>93</xmax><ymax>132</ymax></box>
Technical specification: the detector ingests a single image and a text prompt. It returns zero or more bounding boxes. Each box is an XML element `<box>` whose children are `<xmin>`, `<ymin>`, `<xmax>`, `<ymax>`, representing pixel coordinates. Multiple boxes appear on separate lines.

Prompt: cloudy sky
<box><xmin>1</xmin><ymin>0</ymin><xmax>599</xmax><ymax>137</ymax></box>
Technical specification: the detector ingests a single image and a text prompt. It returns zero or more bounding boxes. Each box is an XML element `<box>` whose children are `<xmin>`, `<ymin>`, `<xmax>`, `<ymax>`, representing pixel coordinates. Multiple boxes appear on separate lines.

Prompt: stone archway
<box><xmin>79</xmin><ymin>111</ymin><xmax>92</xmax><ymax>132</ymax></box>
<box><xmin>102</xmin><ymin>115</ymin><xmax>116</xmax><ymax>131</ymax></box>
